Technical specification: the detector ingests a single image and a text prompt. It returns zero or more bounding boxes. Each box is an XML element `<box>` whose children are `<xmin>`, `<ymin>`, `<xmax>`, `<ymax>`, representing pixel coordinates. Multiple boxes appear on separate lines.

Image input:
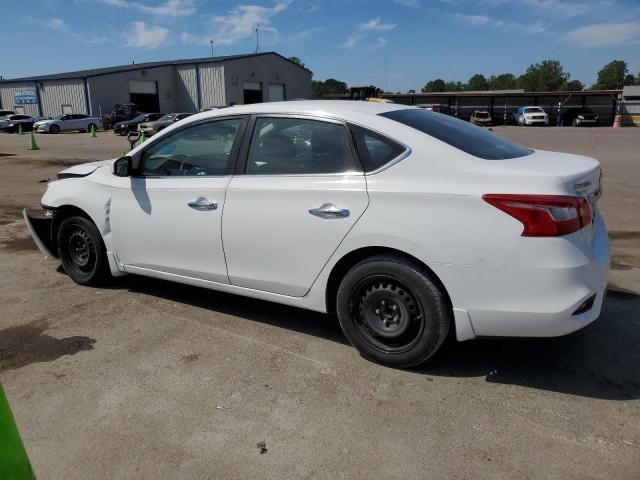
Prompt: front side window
<box><xmin>246</xmin><ymin>117</ymin><xmax>351</xmax><ymax>175</ymax></box>
<box><xmin>380</xmin><ymin>109</ymin><xmax>532</xmax><ymax>160</ymax></box>
<box><xmin>140</xmin><ymin>119</ymin><xmax>242</xmax><ymax>176</ymax></box>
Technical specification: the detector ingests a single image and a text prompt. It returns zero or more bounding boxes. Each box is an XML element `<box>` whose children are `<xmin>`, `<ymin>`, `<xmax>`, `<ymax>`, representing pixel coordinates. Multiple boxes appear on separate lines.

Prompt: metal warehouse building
<box><xmin>0</xmin><ymin>52</ymin><xmax>311</xmax><ymax>118</ymax></box>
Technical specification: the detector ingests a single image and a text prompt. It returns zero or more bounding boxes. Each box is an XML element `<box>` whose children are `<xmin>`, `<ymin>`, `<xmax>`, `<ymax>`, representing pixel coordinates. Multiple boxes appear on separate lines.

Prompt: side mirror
<box><xmin>114</xmin><ymin>156</ymin><xmax>132</xmax><ymax>177</ymax></box>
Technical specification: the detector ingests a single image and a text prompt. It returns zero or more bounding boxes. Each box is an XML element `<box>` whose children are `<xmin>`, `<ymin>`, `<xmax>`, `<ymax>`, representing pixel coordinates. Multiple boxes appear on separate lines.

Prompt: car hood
<box><xmin>56</xmin><ymin>159</ymin><xmax>114</xmax><ymax>178</ymax></box>
<box><xmin>142</xmin><ymin>120</ymin><xmax>170</xmax><ymax>127</ymax></box>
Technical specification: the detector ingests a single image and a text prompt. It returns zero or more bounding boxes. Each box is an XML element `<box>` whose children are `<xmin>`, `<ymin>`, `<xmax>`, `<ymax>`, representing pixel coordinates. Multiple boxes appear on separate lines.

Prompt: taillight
<box><xmin>482</xmin><ymin>194</ymin><xmax>591</xmax><ymax>237</ymax></box>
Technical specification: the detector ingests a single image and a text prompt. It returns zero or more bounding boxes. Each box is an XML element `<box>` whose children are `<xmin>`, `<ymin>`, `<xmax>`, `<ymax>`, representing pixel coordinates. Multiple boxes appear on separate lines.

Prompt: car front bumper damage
<box><xmin>23</xmin><ymin>208</ymin><xmax>55</xmax><ymax>258</ymax></box>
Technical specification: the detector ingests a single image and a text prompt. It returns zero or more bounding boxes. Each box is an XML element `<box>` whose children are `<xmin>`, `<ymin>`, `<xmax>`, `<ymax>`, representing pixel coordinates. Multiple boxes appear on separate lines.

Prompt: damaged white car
<box><xmin>25</xmin><ymin>101</ymin><xmax>609</xmax><ymax>367</ymax></box>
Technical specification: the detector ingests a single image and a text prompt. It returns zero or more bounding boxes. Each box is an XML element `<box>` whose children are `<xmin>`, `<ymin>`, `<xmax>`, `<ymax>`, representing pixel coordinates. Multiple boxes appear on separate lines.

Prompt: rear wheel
<box><xmin>57</xmin><ymin>215</ymin><xmax>110</xmax><ymax>286</ymax></box>
<box><xmin>336</xmin><ymin>255</ymin><xmax>451</xmax><ymax>368</ymax></box>
<box><xmin>49</xmin><ymin>124</ymin><xmax>60</xmax><ymax>134</ymax></box>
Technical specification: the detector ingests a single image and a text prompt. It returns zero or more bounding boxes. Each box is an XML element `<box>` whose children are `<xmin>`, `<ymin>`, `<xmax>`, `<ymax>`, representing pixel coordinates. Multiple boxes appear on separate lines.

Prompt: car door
<box><xmin>222</xmin><ymin>115</ymin><xmax>369</xmax><ymax>297</ymax></box>
<box><xmin>110</xmin><ymin>116</ymin><xmax>247</xmax><ymax>283</ymax></box>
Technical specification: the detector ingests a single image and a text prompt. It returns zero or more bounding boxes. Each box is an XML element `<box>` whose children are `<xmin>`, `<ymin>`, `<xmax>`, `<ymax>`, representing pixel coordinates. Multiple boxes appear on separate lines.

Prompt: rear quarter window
<box><xmin>350</xmin><ymin>124</ymin><xmax>407</xmax><ymax>172</ymax></box>
<box><xmin>380</xmin><ymin>109</ymin><xmax>532</xmax><ymax>160</ymax></box>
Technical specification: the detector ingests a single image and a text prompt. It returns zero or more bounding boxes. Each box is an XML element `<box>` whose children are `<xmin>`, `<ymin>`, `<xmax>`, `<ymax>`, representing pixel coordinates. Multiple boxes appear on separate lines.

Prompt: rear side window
<box><xmin>380</xmin><ymin>109</ymin><xmax>532</xmax><ymax>160</ymax></box>
<box><xmin>246</xmin><ymin>117</ymin><xmax>351</xmax><ymax>175</ymax></box>
<box><xmin>350</xmin><ymin>124</ymin><xmax>406</xmax><ymax>172</ymax></box>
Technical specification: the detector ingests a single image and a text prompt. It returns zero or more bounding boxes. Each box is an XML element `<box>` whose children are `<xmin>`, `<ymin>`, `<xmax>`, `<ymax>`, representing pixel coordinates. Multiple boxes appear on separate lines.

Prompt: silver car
<box><xmin>34</xmin><ymin>114</ymin><xmax>103</xmax><ymax>134</ymax></box>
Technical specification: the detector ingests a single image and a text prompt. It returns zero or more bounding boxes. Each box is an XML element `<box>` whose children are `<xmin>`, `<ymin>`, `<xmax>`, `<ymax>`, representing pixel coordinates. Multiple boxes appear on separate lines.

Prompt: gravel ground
<box><xmin>0</xmin><ymin>127</ymin><xmax>638</xmax><ymax>479</ymax></box>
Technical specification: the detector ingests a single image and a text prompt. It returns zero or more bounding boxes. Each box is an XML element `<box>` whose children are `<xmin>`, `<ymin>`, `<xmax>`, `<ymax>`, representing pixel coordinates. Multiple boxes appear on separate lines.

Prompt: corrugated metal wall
<box><xmin>87</xmin><ymin>65</ymin><xmax>177</xmax><ymax>116</ymax></box>
<box><xmin>38</xmin><ymin>78</ymin><xmax>86</xmax><ymax>116</ymax></box>
<box><xmin>199</xmin><ymin>63</ymin><xmax>225</xmax><ymax>108</ymax></box>
<box><xmin>176</xmin><ymin>65</ymin><xmax>198</xmax><ymax>111</ymax></box>
<box><xmin>223</xmin><ymin>54</ymin><xmax>312</xmax><ymax>105</ymax></box>
<box><xmin>0</xmin><ymin>82</ymin><xmax>40</xmax><ymax>116</ymax></box>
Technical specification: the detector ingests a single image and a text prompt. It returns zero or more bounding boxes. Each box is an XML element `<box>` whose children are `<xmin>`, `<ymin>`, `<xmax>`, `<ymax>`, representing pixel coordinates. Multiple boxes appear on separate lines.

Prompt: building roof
<box><xmin>0</xmin><ymin>52</ymin><xmax>311</xmax><ymax>83</ymax></box>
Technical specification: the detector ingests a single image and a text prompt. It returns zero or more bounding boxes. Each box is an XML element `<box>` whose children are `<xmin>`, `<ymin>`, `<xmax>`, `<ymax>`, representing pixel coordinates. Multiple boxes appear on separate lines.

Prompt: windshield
<box><xmin>158</xmin><ymin>114</ymin><xmax>175</xmax><ymax>122</ymax></box>
<box><xmin>525</xmin><ymin>108</ymin><xmax>544</xmax><ymax>114</ymax></box>
<box><xmin>380</xmin><ymin>109</ymin><xmax>532</xmax><ymax>160</ymax></box>
<box><xmin>129</xmin><ymin>114</ymin><xmax>145</xmax><ymax>122</ymax></box>
<box><xmin>475</xmin><ymin>112</ymin><xmax>490</xmax><ymax>119</ymax></box>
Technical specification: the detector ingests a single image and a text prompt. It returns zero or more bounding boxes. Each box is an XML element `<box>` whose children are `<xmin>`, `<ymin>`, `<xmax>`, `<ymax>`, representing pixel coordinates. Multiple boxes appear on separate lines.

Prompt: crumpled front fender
<box><xmin>23</xmin><ymin>209</ymin><xmax>55</xmax><ymax>258</ymax></box>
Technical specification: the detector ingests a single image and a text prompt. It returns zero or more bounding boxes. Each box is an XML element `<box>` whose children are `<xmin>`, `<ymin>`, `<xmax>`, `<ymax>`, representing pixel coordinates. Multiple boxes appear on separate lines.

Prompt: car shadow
<box><xmin>113</xmin><ymin>275</ymin><xmax>639</xmax><ymax>401</ymax></box>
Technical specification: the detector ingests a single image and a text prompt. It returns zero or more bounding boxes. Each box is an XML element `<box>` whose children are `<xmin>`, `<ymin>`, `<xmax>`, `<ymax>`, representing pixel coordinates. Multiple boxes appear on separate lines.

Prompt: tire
<box><xmin>336</xmin><ymin>255</ymin><xmax>451</xmax><ymax>368</ymax></box>
<box><xmin>87</xmin><ymin>123</ymin><xmax>97</xmax><ymax>133</ymax></box>
<box><xmin>49</xmin><ymin>124</ymin><xmax>60</xmax><ymax>134</ymax></box>
<box><xmin>572</xmin><ymin>119</ymin><xmax>579</xmax><ymax>127</ymax></box>
<box><xmin>57</xmin><ymin>215</ymin><xmax>110</xmax><ymax>286</ymax></box>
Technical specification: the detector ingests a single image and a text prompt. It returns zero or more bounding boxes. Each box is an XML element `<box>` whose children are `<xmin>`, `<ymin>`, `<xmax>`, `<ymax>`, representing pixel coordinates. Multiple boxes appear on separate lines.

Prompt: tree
<box><xmin>288</xmin><ymin>56</ymin><xmax>306</xmax><ymax>68</ymax></box>
<box><xmin>311</xmin><ymin>78</ymin><xmax>348</xmax><ymax>98</ymax></box>
<box><xmin>408</xmin><ymin>89</ymin><xmax>416</xmax><ymax>94</ymax></box>
<box><xmin>422</xmin><ymin>79</ymin><xmax>446</xmax><ymax>92</ymax></box>
<box><xmin>564</xmin><ymin>79</ymin><xmax>584</xmax><ymax>91</ymax></box>
<box><xmin>518</xmin><ymin>60</ymin><xmax>569</xmax><ymax>91</ymax></box>
<box><xmin>592</xmin><ymin>60</ymin><xmax>628</xmax><ymax>90</ymax></box>
<box><xmin>488</xmin><ymin>73</ymin><xmax>519</xmax><ymax>90</ymax></box>
<box><xmin>467</xmin><ymin>74</ymin><xmax>489</xmax><ymax>91</ymax></box>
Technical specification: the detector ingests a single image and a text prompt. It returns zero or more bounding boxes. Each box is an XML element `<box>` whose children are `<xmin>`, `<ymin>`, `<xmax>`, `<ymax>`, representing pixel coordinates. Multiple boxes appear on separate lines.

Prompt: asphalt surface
<box><xmin>0</xmin><ymin>127</ymin><xmax>639</xmax><ymax>479</ymax></box>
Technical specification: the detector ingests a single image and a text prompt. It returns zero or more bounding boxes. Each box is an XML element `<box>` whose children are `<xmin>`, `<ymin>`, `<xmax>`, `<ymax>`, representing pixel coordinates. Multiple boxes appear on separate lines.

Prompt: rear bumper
<box><xmin>23</xmin><ymin>209</ymin><xmax>55</xmax><ymax>258</ymax></box>
<box><xmin>440</xmin><ymin>212</ymin><xmax>610</xmax><ymax>338</ymax></box>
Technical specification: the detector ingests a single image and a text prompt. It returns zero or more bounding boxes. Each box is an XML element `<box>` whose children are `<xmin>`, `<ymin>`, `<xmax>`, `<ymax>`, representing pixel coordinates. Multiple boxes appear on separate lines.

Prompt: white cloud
<box><xmin>182</xmin><ymin>2</ymin><xmax>290</xmax><ymax>46</ymax></box>
<box><xmin>394</xmin><ymin>0</ymin><xmax>420</xmax><ymax>7</ymax></box>
<box><xmin>127</xmin><ymin>21</ymin><xmax>171</xmax><ymax>49</ymax></box>
<box><xmin>47</xmin><ymin>18</ymin><xmax>67</xmax><ymax>31</ymax></box>
<box><xmin>375</xmin><ymin>37</ymin><xmax>388</xmax><ymax>48</ymax></box>
<box><xmin>339</xmin><ymin>34</ymin><xmax>364</xmax><ymax>49</ymax></box>
<box><xmin>481</xmin><ymin>0</ymin><xmax>593</xmax><ymax>18</ymax></box>
<box><xmin>358</xmin><ymin>18</ymin><xmax>397</xmax><ymax>31</ymax></box>
<box><xmin>453</xmin><ymin>13</ymin><xmax>546</xmax><ymax>34</ymax></box>
<box><xmin>562</xmin><ymin>22</ymin><xmax>640</xmax><ymax>46</ymax></box>
<box><xmin>102</xmin><ymin>0</ymin><xmax>196</xmax><ymax>17</ymax></box>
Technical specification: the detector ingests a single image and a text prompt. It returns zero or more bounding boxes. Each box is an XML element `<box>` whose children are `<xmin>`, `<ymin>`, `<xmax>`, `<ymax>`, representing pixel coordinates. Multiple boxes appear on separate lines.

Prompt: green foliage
<box><xmin>422</xmin><ymin>79</ymin><xmax>446</xmax><ymax>92</ymax></box>
<box><xmin>488</xmin><ymin>73</ymin><xmax>519</xmax><ymax>90</ymax></box>
<box><xmin>592</xmin><ymin>60</ymin><xmax>628</xmax><ymax>90</ymax></box>
<box><xmin>288</xmin><ymin>56</ymin><xmax>305</xmax><ymax>68</ymax></box>
<box><xmin>467</xmin><ymin>74</ymin><xmax>489</xmax><ymax>91</ymax></box>
<box><xmin>564</xmin><ymin>79</ymin><xmax>584</xmax><ymax>91</ymax></box>
<box><xmin>518</xmin><ymin>60</ymin><xmax>569</xmax><ymax>92</ymax></box>
<box><xmin>312</xmin><ymin>78</ymin><xmax>348</xmax><ymax>98</ymax></box>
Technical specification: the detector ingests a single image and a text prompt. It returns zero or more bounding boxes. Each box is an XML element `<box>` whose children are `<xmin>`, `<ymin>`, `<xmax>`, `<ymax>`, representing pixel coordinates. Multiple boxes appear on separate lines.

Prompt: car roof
<box><xmin>202</xmin><ymin>100</ymin><xmax>412</xmax><ymax>120</ymax></box>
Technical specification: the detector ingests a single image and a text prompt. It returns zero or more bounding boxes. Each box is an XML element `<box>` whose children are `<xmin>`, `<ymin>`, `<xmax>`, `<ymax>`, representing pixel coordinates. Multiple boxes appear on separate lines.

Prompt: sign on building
<box><xmin>15</xmin><ymin>90</ymin><xmax>37</xmax><ymax>105</ymax></box>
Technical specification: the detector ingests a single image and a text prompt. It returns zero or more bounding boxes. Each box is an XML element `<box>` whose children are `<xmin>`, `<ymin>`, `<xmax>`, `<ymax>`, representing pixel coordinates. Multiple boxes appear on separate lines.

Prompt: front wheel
<box><xmin>49</xmin><ymin>124</ymin><xmax>60</xmax><ymax>134</ymax></box>
<box><xmin>336</xmin><ymin>255</ymin><xmax>451</xmax><ymax>368</ymax></box>
<box><xmin>57</xmin><ymin>215</ymin><xmax>111</xmax><ymax>286</ymax></box>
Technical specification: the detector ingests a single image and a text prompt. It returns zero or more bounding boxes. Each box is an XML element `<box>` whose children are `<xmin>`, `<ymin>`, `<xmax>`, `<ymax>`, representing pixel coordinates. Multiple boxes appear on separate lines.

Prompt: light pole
<box><xmin>210</xmin><ymin>40</ymin><xmax>214</xmax><ymax>57</ymax></box>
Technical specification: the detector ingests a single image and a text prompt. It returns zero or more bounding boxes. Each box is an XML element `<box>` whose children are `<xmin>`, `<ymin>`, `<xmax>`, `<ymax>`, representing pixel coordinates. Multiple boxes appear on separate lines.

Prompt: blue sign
<box><xmin>15</xmin><ymin>90</ymin><xmax>37</xmax><ymax>105</ymax></box>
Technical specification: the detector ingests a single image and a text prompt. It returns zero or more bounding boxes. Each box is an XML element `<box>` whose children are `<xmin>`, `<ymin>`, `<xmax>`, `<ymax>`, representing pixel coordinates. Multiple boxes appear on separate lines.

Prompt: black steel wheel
<box><xmin>336</xmin><ymin>255</ymin><xmax>451</xmax><ymax>367</ymax></box>
<box><xmin>58</xmin><ymin>215</ymin><xmax>110</xmax><ymax>286</ymax></box>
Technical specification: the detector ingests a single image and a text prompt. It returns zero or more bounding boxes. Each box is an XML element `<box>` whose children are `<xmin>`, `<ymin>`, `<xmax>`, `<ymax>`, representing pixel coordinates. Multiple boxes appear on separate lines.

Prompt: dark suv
<box><xmin>113</xmin><ymin>113</ymin><xmax>164</xmax><ymax>135</ymax></box>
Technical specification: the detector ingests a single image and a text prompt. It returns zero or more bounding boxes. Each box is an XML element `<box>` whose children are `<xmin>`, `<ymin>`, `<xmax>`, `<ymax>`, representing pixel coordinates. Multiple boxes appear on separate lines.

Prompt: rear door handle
<box><xmin>188</xmin><ymin>197</ymin><xmax>218</xmax><ymax>211</ymax></box>
<box><xmin>309</xmin><ymin>203</ymin><xmax>350</xmax><ymax>219</ymax></box>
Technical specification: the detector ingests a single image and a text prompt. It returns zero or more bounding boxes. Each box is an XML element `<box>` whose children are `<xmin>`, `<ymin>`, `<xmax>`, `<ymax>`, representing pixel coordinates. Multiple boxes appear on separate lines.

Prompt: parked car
<box><xmin>138</xmin><ymin>113</ymin><xmax>193</xmax><ymax>136</ymax></box>
<box><xmin>24</xmin><ymin>101</ymin><xmax>608</xmax><ymax>368</ymax></box>
<box><xmin>0</xmin><ymin>110</ymin><xmax>16</xmax><ymax>117</ymax></box>
<box><xmin>513</xmin><ymin>106</ymin><xmax>549</xmax><ymax>126</ymax></box>
<box><xmin>113</xmin><ymin>113</ymin><xmax>164</xmax><ymax>135</ymax></box>
<box><xmin>33</xmin><ymin>114</ymin><xmax>102</xmax><ymax>133</ymax></box>
<box><xmin>0</xmin><ymin>114</ymin><xmax>36</xmax><ymax>133</ymax></box>
<box><xmin>469</xmin><ymin>110</ymin><xmax>492</xmax><ymax>126</ymax></box>
<box><xmin>564</xmin><ymin>108</ymin><xmax>599</xmax><ymax>127</ymax></box>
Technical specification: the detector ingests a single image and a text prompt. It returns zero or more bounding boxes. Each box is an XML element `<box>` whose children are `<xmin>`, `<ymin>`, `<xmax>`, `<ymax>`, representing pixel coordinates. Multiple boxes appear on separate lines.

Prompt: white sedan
<box><xmin>24</xmin><ymin>101</ymin><xmax>609</xmax><ymax>367</ymax></box>
<box><xmin>34</xmin><ymin>114</ymin><xmax>102</xmax><ymax>133</ymax></box>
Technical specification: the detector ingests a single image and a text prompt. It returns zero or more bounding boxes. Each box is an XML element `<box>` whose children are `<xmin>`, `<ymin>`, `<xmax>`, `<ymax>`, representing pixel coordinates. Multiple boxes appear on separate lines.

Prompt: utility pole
<box><xmin>255</xmin><ymin>25</ymin><xmax>260</xmax><ymax>53</ymax></box>
<box><xmin>210</xmin><ymin>40</ymin><xmax>214</xmax><ymax>57</ymax></box>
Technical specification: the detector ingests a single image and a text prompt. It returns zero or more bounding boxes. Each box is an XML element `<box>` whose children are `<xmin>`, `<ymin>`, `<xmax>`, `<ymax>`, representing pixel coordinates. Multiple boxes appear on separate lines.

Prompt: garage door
<box><xmin>268</xmin><ymin>84</ymin><xmax>285</xmax><ymax>102</ymax></box>
<box><xmin>129</xmin><ymin>80</ymin><xmax>157</xmax><ymax>94</ymax></box>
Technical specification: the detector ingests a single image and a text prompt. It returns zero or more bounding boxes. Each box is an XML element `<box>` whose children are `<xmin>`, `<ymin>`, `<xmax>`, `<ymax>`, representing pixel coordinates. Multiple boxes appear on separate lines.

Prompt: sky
<box><xmin>1</xmin><ymin>0</ymin><xmax>639</xmax><ymax>92</ymax></box>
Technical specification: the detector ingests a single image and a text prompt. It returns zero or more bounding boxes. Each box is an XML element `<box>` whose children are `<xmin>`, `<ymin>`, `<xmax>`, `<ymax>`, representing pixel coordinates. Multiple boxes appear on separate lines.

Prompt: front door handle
<box><xmin>309</xmin><ymin>203</ymin><xmax>350</xmax><ymax>219</ymax></box>
<box><xmin>188</xmin><ymin>197</ymin><xmax>218</xmax><ymax>211</ymax></box>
